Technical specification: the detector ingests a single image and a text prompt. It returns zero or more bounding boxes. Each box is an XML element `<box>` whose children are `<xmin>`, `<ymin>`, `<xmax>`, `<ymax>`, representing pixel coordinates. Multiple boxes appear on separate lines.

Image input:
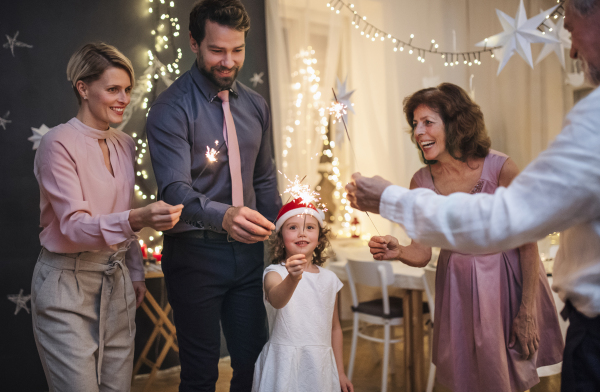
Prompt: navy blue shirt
<box><xmin>146</xmin><ymin>63</ymin><xmax>281</xmax><ymax>234</ymax></box>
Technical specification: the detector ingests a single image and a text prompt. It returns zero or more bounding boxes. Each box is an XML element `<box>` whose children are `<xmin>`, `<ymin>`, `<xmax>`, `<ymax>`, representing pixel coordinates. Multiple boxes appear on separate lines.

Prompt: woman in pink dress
<box><xmin>31</xmin><ymin>43</ymin><xmax>182</xmax><ymax>391</ymax></box>
<box><xmin>368</xmin><ymin>83</ymin><xmax>564</xmax><ymax>391</ymax></box>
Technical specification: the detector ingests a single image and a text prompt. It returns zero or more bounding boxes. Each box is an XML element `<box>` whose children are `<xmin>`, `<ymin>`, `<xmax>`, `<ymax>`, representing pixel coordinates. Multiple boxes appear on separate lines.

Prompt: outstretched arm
<box><xmin>348</xmin><ymin>106</ymin><xmax>600</xmax><ymax>253</ymax></box>
<box><xmin>264</xmin><ymin>255</ymin><xmax>307</xmax><ymax>309</ymax></box>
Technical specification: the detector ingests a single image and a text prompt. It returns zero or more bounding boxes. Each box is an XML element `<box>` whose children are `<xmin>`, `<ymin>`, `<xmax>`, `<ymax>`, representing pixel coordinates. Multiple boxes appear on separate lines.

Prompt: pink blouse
<box><xmin>34</xmin><ymin>117</ymin><xmax>144</xmax><ymax>281</ymax></box>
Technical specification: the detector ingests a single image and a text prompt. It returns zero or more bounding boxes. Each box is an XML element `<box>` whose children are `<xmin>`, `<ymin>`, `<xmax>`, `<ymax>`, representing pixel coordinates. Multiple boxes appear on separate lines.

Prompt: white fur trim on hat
<box><xmin>275</xmin><ymin>208</ymin><xmax>325</xmax><ymax>232</ymax></box>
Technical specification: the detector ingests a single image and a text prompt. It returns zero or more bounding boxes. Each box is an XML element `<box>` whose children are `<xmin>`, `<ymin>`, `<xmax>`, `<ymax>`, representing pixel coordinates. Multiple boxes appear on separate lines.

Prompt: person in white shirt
<box><xmin>345</xmin><ymin>1</ymin><xmax>600</xmax><ymax>391</ymax></box>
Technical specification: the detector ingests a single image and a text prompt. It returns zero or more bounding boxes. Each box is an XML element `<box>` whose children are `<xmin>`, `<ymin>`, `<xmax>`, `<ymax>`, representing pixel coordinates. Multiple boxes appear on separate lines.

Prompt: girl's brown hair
<box><xmin>403</xmin><ymin>83</ymin><xmax>491</xmax><ymax>164</ymax></box>
<box><xmin>268</xmin><ymin>225</ymin><xmax>332</xmax><ymax>267</ymax></box>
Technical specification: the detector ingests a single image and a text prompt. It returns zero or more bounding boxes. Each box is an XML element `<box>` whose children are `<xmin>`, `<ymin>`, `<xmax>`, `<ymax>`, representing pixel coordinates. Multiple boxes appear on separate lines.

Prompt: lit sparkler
<box><xmin>328</xmin><ymin>102</ymin><xmax>347</xmax><ymax>120</ymax></box>
<box><xmin>330</xmin><ymin>88</ymin><xmax>380</xmax><ymax>236</ymax></box>
<box><xmin>179</xmin><ymin>140</ymin><xmax>225</xmax><ymax>204</ymax></box>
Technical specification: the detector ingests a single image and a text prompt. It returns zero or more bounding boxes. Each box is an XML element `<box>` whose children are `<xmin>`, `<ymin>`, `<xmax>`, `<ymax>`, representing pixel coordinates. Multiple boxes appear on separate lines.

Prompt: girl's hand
<box><xmin>339</xmin><ymin>373</ymin><xmax>354</xmax><ymax>392</ymax></box>
<box><xmin>369</xmin><ymin>235</ymin><xmax>401</xmax><ymax>261</ymax></box>
<box><xmin>285</xmin><ymin>254</ymin><xmax>307</xmax><ymax>281</ymax></box>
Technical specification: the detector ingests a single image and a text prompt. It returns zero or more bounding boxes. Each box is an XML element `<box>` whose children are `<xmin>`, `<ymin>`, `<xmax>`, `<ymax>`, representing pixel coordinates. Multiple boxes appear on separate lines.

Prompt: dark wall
<box><xmin>0</xmin><ymin>0</ymin><xmax>270</xmax><ymax>390</ymax></box>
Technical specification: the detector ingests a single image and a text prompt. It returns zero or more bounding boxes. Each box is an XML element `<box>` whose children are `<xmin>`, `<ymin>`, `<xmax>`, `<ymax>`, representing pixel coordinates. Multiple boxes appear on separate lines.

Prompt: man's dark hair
<box><xmin>189</xmin><ymin>0</ymin><xmax>251</xmax><ymax>45</ymax></box>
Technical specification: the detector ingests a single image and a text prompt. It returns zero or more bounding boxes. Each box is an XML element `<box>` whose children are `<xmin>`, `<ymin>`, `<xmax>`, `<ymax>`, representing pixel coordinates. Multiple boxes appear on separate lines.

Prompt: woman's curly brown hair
<box><xmin>268</xmin><ymin>225</ymin><xmax>333</xmax><ymax>267</ymax></box>
<box><xmin>403</xmin><ymin>83</ymin><xmax>491</xmax><ymax>165</ymax></box>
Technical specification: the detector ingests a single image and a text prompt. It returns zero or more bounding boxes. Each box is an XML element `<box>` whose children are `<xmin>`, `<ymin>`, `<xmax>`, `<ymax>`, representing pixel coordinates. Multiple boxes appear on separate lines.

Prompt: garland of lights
<box><xmin>327</xmin><ymin>0</ymin><xmax>565</xmax><ymax>67</ymax></box>
<box><xmin>125</xmin><ymin>0</ymin><xmax>185</xmax><ymax>256</ymax></box>
<box><xmin>283</xmin><ymin>48</ymin><xmax>360</xmax><ymax>238</ymax></box>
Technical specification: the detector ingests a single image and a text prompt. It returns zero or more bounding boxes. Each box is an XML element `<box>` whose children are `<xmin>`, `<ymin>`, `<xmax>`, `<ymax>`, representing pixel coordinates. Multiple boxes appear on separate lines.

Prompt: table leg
<box><xmin>403</xmin><ymin>291</ymin><xmax>412</xmax><ymax>392</ymax></box>
<box><xmin>410</xmin><ymin>290</ymin><xmax>424</xmax><ymax>392</ymax></box>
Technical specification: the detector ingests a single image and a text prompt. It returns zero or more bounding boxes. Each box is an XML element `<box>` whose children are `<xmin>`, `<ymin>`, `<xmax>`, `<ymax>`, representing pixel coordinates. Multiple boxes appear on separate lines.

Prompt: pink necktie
<box><xmin>217</xmin><ymin>90</ymin><xmax>244</xmax><ymax>207</ymax></box>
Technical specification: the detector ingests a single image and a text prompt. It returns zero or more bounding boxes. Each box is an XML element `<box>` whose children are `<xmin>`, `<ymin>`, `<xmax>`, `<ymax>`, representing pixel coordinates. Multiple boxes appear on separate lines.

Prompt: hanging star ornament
<box><xmin>536</xmin><ymin>16</ymin><xmax>571</xmax><ymax>69</ymax></box>
<box><xmin>7</xmin><ymin>289</ymin><xmax>31</xmax><ymax>315</ymax></box>
<box><xmin>335</xmin><ymin>77</ymin><xmax>355</xmax><ymax>114</ymax></box>
<box><xmin>0</xmin><ymin>111</ymin><xmax>12</xmax><ymax>130</ymax></box>
<box><xmin>28</xmin><ymin>124</ymin><xmax>51</xmax><ymax>150</ymax></box>
<box><xmin>3</xmin><ymin>31</ymin><xmax>33</xmax><ymax>57</ymax></box>
<box><xmin>249</xmin><ymin>72</ymin><xmax>264</xmax><ymax>87</ymax></box>
<box><xmin>475</xmin><ymin>0</ymin><xmax>560</xmax><ymax>75</ymax></box>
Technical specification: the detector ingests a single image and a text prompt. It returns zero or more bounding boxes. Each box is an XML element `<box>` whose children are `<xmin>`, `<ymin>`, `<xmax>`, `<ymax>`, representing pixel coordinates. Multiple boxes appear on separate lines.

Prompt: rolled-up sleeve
<box><xmin>252</xmin><ymin>101</ymin><xmax>282</xmax><ymax>221</ymax></box>
<box><xmin>35</xmin><ymin>138</ymin><xmax>136</xmax><ymax>249</ymax></box>
<box><xmin>146</xmin><ymin>103</ymin><xmax>230</xmax><ymax>231</ymax></box>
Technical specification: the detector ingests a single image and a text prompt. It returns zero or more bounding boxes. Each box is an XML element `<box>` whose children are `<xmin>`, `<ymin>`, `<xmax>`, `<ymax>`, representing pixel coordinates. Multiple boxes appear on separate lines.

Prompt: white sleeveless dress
<box><xmin>252</xmin><ymin>263</ymin><xmax>344</xmax><ymax>392</ymax></box>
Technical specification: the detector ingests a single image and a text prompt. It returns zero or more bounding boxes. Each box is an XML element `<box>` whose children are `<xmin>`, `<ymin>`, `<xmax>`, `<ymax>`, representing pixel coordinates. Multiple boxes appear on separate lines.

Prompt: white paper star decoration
<box><xmin>0</xmin><ymin>111</ymin><xmax>11</xmax><ymax>130</ymax></box>
<box><xmin>333</xmin><ymin>77</ymin><xmax>356</xmax><ymax>146</ymax></box>
<box><xmin>536</xmin><ymin>16</ymin><xmax>571</xmax><ymax>68</ymax></box>
<box><xmin>250</xmin><ymin>72</ymin><xmax>264</xmax><ymax>87</ymax></box>
<box><xmin>7</xmin><ymin>289</ymin><xmax>31</xmax><ymax>315</ymax></box>
<box><xmin>476</xmin><ymin>0</ymin><xmax>560</xmax><ymax>75</ymax></box>
<box><xmin>29</xmin><ymin>124</ymin><xmax>51</xmax><ymax>150</ymax></box>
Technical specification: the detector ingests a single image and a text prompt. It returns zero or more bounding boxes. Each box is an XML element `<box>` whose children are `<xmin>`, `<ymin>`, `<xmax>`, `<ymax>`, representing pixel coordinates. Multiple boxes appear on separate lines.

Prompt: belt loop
<box><xmin>74</xmin><ymin>253</ymin><xmax>82</xmax><ymax>276</ymax></box>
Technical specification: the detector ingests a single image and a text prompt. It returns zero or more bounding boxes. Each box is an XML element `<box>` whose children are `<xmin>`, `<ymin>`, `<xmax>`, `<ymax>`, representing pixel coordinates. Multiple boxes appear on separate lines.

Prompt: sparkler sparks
<box><xmin>205</xmin><ymin>146</ymin><xmax>219</xmax><ymax>162</ymax></box>
<box><xmin>328</xmin><ymin>102</ymin><xmax>347</xmax><ymax>120</ymax></box>
<box><xmin>279</xmin><ymin>171</ymin><xmax>327</xmax><ymax>212</ymax></box>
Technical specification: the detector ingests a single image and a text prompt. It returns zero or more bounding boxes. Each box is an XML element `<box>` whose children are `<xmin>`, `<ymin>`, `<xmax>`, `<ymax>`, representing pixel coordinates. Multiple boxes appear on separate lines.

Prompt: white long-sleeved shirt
<box><xmin>380</xmin><ymin>86</ymin><xmax>600</xmax><ymax>318</ymax></box>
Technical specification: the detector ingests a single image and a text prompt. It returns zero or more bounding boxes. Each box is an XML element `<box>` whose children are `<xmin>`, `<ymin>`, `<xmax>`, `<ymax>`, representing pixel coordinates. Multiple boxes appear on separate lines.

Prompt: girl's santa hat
<box><xmin>275</xmin><ymin>198</ymin><xmax>325</xmax><ymax>232</ymax></box>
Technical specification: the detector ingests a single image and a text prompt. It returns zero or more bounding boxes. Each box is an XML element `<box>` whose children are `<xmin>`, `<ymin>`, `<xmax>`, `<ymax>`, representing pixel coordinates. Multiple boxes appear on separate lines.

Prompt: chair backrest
<box><xmin>422</xmin><ymin>265</ymin><xmax>437</xmax><ymax>321</ymax></box>
<box><xmin>345</xmin><ymin>260</ymin><xmax>395</xmax><ymax>314</ymax></box>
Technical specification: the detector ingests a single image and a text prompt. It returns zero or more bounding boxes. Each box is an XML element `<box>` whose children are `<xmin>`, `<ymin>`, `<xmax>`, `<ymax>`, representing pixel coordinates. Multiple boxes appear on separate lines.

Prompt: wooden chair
<box><xmin>346</xmin><ymin>260</ymin><xmax>404</xmax><ymax>392</ymax></box>
<box><xmin>132</xmin><ymin>273</ymin><xmax>179</xmax><ymax>392</ymax></box>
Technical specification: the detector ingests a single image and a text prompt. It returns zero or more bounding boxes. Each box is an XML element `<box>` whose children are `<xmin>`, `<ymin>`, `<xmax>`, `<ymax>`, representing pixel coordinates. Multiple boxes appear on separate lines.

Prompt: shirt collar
<box><xmin>190</xmin><ymin>62</ymin><xmax>239</xmax><ymax>103</ymax></box>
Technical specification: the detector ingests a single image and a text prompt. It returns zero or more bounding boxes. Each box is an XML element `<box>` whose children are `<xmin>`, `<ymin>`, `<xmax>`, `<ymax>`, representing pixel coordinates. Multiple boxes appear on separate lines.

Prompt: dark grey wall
<box><xmin>0</xmin><ymin>0</ymin><xmax>270</xmax><ymax>390</ymax></box>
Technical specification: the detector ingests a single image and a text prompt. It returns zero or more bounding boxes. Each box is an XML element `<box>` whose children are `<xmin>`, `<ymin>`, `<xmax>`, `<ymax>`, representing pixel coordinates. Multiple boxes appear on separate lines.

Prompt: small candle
<box><xmin>140</xmin><ymin>241</ymin><xmax>148</xmax><ymax>258</ymax></box>
<box><xmin>153</xmin><ymin>246</ymin><xmax>163</xmax><ymax>263</ymax></box>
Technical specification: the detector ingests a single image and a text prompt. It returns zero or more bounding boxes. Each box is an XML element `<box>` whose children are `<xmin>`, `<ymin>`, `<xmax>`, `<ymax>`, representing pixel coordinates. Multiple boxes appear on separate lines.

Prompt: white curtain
<box><xmin>266</xmin><ymin>0</ymin><xmax>571</xmax><ymax>238</ymax></box>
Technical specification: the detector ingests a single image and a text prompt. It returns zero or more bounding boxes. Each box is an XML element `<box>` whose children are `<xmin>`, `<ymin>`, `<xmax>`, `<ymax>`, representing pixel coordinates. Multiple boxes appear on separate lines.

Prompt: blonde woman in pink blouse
<box><xmin>31</xmin><ymin>43</ymin><xmax>183</xmax><ymax>392</ymax></box>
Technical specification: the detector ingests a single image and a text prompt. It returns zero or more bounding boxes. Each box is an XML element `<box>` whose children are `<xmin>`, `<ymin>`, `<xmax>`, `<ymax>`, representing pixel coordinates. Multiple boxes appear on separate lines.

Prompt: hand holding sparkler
<box><xmin>222</xmin><ymin>206</ymin><xmax>275</xmax><ymax>244</ymax></box>
<box><xmin>345</xmin><ymin>172</ymin><xmax>392</xmax><ymax>214</ymax></box>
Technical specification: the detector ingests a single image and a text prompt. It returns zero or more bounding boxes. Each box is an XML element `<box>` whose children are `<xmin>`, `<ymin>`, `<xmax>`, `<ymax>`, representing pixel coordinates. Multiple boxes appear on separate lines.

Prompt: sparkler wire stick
<box><xmin>179</xmin><ymin>140</ymin><xmax>226</xmax><ymax>205</ymax></box>
<box><xmin>331</xmin><ymin>88</ymin><xmax>381</xmax><ymax>236</ymax></box>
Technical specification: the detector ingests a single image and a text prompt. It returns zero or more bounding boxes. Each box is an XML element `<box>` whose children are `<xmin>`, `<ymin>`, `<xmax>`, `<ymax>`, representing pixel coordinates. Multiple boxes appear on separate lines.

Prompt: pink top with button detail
<box><xmin>34</xmin><ymin>117</ymin><xmax>144</xmax><ymax>281</ymax></box>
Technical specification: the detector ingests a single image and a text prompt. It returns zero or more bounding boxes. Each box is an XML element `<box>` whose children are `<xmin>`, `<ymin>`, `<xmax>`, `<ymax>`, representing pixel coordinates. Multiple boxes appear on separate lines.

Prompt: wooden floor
<box><xmin>132</xmin><ymin>326</ymin><xmax>561</xmax><ymax>392</ymax></box>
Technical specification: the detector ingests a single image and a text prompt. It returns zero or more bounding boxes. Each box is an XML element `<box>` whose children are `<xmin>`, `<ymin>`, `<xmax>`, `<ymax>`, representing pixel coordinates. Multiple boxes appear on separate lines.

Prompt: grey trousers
<box><xmin>31</xmin><ymin>247</ymin><xmax>137</xmax><ymax>392</ymax></box>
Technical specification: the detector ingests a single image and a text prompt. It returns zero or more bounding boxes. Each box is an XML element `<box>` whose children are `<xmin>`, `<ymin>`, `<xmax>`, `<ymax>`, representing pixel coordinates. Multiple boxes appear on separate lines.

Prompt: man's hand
<box><xmin>369</xmin><ymin>235</ymin><xmax>401</xmax><ymax>261</ymax></box>
<box><xmin>345</xmin><ymin>172</ymin><xmax>392</xmax><ymax>214</ymax></box>
<box><xmin>222</xmin><ymin>206</ymin><xmax>275</xmax><ymax>244</ymax></box>
<box><xmin>132</xmin><ymin>281</ymin><xmax>147</xmax><ymax>308</ymax></box>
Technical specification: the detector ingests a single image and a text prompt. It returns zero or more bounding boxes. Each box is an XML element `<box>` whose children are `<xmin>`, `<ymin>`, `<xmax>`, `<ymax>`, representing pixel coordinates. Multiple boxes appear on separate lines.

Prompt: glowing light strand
<box><xmin>328</xmin><ymin>0</ymin><xmax>565</xmax><ymax>66</ymax></box>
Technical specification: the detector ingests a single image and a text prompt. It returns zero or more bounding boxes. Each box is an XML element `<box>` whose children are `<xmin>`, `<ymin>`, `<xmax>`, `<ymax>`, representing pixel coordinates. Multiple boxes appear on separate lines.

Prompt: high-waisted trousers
<box><xmin>31</xmin><ymin>247</ymin><xmax>136</xmax><ymax>392</ymax></box>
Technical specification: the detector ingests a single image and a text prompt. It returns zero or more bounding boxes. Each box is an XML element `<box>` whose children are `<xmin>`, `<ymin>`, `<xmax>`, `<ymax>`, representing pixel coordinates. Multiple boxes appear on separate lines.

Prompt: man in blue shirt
<box><xmin>146</xmin><ymin>0</ymin><xmax>281</xmax><ymax>390</ymax></box>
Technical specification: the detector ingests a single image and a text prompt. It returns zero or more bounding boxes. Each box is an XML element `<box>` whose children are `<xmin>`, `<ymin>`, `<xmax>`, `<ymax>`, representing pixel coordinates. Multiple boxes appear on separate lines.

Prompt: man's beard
<box><xmin>198</xmin><ymin>52</ymin><xmax>241</xmax><ymax>89</ymax></box>
<box><xmin>581</xmin><ymin>57</ymin><xmax>600</xmax><ymax>87</ymax></box>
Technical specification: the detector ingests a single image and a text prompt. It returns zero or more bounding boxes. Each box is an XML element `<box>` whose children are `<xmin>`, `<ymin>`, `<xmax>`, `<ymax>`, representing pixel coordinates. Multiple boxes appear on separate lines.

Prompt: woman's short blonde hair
<box><xmin>66</xmin><ymin>42</ymin><xmax>134</xmax><ymax>104</ymax></box>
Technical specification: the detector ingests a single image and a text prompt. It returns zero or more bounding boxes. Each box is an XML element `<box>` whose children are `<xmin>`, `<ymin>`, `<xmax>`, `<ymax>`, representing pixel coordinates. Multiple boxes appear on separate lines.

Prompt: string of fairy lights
<box><xmin>326</xmin><ymin>0</ymin><xmax>565</xmax><ymax>67</ymax></box>
<box><xmin>283</xmin><ymin>48</ymin><xmax>361</xmax><ymax>238</ymax></box>
<box><xmin>127</xmin><ymin>0</ymin><xmax>185</xmax><ymax>255</ymax></box>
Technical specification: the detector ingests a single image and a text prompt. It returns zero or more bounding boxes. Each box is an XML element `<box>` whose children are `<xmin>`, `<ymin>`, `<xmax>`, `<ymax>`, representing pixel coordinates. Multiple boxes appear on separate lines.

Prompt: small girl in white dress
<box><xmin>252</xmin><ymin>198</ymin><xmax>354</xmax><ymax>392</ymax></box>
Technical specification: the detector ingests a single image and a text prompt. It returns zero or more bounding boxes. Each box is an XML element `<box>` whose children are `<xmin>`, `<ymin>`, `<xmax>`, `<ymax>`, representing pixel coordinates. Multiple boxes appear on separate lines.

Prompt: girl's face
<box><xmin>281</xmin><ymin>215</ymin><xmax>320</xmax><ymax>259</ymax></box>
<box><xmin>412</xmin><ymin>104</ymin><xmax>448</xmax><ymax>162</ymax></box>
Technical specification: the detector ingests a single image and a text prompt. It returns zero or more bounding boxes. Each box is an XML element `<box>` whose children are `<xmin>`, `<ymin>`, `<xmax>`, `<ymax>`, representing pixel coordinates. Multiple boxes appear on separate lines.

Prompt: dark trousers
<box><xmin>560</xmin><ymin>301</ymin><xmax>600</xmax><ymax>392</ymax></box>
<box><xmin>162</xmin><ymin>234</ymin><xmax>268</xmax><ymax>392</ymax></box>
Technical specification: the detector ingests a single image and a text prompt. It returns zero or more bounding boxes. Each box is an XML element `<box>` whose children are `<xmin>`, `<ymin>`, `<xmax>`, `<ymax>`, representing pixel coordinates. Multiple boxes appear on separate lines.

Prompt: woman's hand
<box><xmin>132</xmin><ymin>281</ymin><xmax>147</xmax><ymax>308</ymax></box>
<box><xmin>285</xmin><ymin>254</ymin><xmax>307</xmax><ymax>281</ymax></box>
<box><xmin>509</xmin><ymin>309</ymin><xmax>539</xmax><ymax>359</ymax></box>
<box><xmin>339</xmin><ymin>373</ymin><xmax>354</xmax><ymax>392</ymax></box>
<box><xmin>369</xmin><ymin>235</ymin><xmax>401</xmax><ymax>261</ymax></box>
<box><xmin>129</xmin><ymin>201</ymin><xmax>183</xmax><ymax>232</ymax></box>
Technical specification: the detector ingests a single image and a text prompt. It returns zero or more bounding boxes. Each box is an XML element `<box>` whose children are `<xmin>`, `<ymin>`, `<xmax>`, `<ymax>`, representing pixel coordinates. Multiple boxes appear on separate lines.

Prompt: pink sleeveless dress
<box><xmin>412</xmin><ymin>150</ymin><xmax>564</xmax><ymax>392</ymax></box>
